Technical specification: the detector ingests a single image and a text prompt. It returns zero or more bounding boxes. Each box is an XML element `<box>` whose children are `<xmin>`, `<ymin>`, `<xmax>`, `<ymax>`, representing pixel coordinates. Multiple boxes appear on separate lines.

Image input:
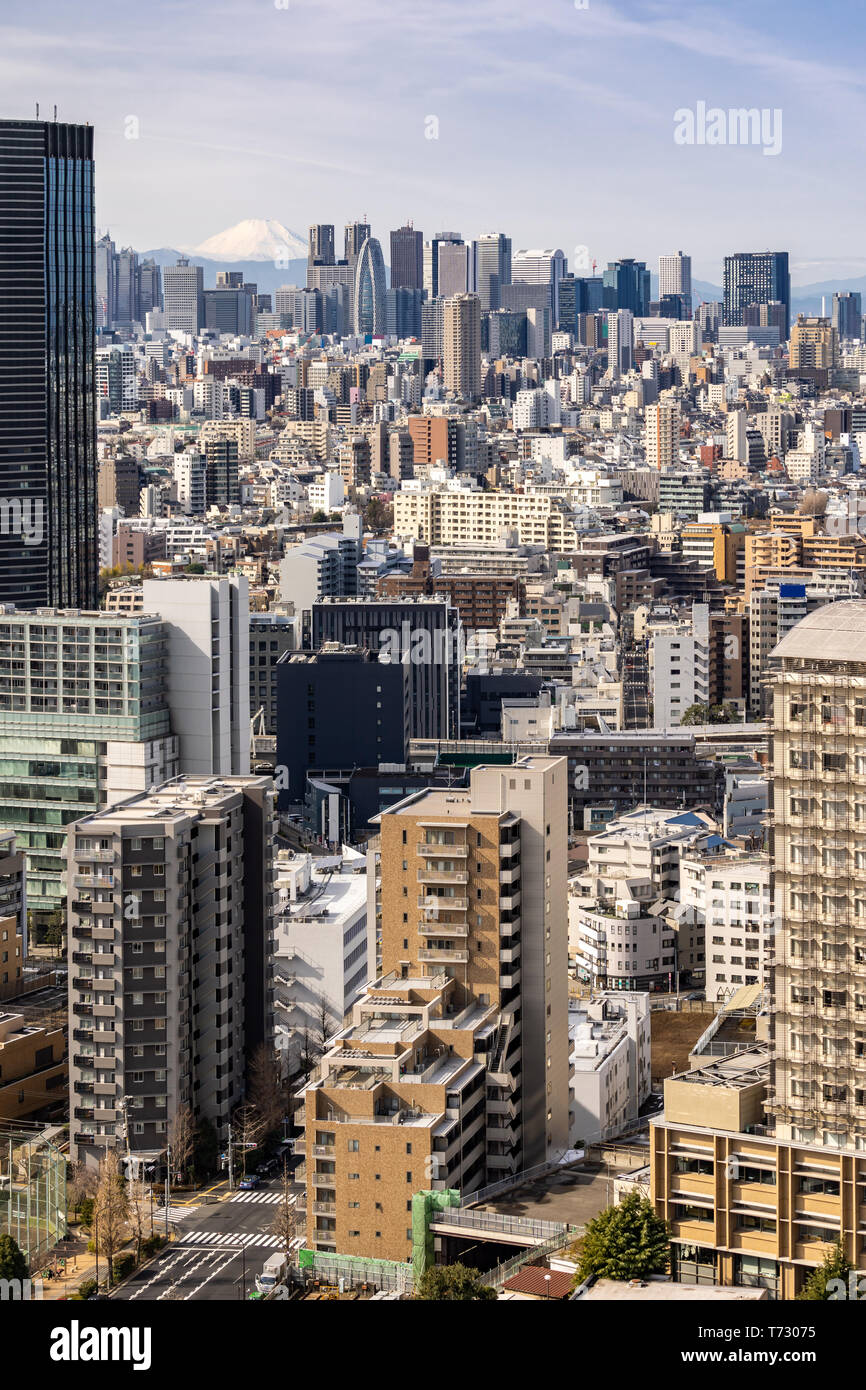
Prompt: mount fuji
<box><xmin>186</xmin><ymin>219</ymin><xmax>307</xmax><ymax>263</ymax></box>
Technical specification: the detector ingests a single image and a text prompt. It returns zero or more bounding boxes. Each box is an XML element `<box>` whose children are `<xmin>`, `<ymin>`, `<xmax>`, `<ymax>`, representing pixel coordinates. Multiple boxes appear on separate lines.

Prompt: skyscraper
<box><xmin>512</xmin><ymin>248</ymin><xmax>567</xmax><ymax>323</ymax></box>
<box><xmin>723</xmin><ymin>251</ymin><xmax>790</xmax><ymax>339</ymax></box>
<box><xmin>163</xmin><ymin>256</ymin><xmax>204</xmax><ymax>334</ymax></box>
<box><xmin>0</xmin><ymin>118</ymin><xmax>98</xmax><ymax>610</ymax></box>
<box><xmin>602</xmin><ymin>258</ymin><xmax>651</xmax><ymax>316</ymax></box>
<box><xmin>390</xmin><ymin>224</ymin><xmax>423</xmax><ymax>289</ymax></box>
<box><xmin>658</xmin><ymin>251</ymin><xmax>692</xmax><ymax>311</ymax></box>
<box><xmin>443</xmin><ymin>293</ymin><xmax>482</xmax><ymax>400</ymax></box>
<box><xmin>353</xmin><ymin>236</ymin><xmax>387</xmax><ymax>335</ymax></box>
<box><xmin>308</xmin><ymin>223</ymin><xmax>335</xmax><ymax>268</ymax></box>
<box><xmin>473</xmin><ymin>232</ymin><xmax>511</xmax><ymax>311</ymax></box>
<box><xmin>832</xmin><ymin>291</ymin><xmax>862</xmax><ymax>342</ymax></box>
<box><xmin>344</xmin><ymin>219</ymin><xmax>370</xmax><ymax>264</ymax></box>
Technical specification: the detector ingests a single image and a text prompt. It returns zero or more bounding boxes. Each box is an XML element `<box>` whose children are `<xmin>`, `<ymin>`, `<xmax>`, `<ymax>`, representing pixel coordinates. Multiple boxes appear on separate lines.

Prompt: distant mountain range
<box><xmin>142</xmin><ymin>247</ymin><xmax>308</xmax><ymax>296</ymax></box>
<box><xmin>692</xmin><ymin>276</ymin><xmax>865</xmax><ymax>315</ymax></box>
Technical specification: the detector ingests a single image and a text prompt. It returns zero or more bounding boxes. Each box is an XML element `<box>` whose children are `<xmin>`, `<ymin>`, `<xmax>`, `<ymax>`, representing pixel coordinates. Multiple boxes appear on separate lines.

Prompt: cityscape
<box><xmin>2</xmin><ymin>0</ymin><xmax>866</xmax><ymax>1361</ymax></box>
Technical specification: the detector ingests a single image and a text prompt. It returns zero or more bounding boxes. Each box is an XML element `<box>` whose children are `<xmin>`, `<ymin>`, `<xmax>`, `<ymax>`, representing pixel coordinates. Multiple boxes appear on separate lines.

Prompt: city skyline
<box><xmin>4</xmin><ymin>0</ymin><xmax>866</xmax><ymax>283</ymax></box>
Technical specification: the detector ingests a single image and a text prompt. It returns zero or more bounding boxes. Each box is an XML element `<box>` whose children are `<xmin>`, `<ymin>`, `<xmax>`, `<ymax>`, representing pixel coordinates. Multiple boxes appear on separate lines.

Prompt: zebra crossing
<box><xmin>176</xmin><ymin>1228</ymin><xmax>283</xmax><ymax>1250</ymax></box>
<box><xmin>229</xmin><ymin>1190</ymin><xmax>283</xmax><ymax>1205</ymax></box>
<box><xmin>154</xmin><ymin>1205</ymin><xmax>201</xmax><ymax>1224</ymax></box>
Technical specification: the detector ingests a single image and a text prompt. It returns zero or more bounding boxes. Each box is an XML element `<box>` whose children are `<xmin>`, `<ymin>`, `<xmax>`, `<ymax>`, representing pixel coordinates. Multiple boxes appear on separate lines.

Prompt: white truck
<box><xmin>255</xmin><ymin>1252</ymin><xmax>288</xmax><ymax>1294</ymax></box>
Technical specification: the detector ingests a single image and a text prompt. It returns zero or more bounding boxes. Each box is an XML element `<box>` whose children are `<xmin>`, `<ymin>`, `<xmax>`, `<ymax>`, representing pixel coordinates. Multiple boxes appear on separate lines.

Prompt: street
<box><xmin>115</xmin><ymin>1177</ymin><xmax>304</xmax><ymax>1302</ymax></box>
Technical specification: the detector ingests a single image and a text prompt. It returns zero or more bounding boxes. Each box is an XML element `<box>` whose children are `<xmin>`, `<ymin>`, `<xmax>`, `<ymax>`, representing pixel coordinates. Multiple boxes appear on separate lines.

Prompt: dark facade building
<box><xmin>204</xmin><ymin>437</ymin><xmax>239</xmax><ymax>506</ymax></box>
<box><xmin>389</xmin><ymin>225</ymin><xmax>423</xmax><ymax>290</ymax></box>
<box><xmin>602</xmin><ymin>259</ymin><xmax>651</xmax><ymax>315</ymax></box>
<box><xmin>723</xmin><ymin>251</ymin><xmax>790</xmax><ymax>339</ymax></box>
<box><xmin>311</xmin><ymin>596</ymin><xmax>461</xmax><ymax>740</ymax></box>
<box><xmin>275</xmin><ymin>647</ymin><xmax>411</xmax><ymax>807</ymax></box>
<box><xmin>0</xmin><ymin>119</ymin><xmax>98</xmax><ymax>610</ymax></box>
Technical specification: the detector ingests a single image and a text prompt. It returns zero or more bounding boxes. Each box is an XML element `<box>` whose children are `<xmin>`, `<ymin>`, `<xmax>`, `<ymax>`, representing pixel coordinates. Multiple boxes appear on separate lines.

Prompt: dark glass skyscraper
<box><xmin>723</xmin><ymin>251</ymin><xmax>790</xmax><ymax>339</ymax></box>
<box><xmin>0</xmin><ymin>119</ymin><xmax>98</xmax><ymax>609</ymax></box>
<box><xmin>389</xmin><ymin>224</ymin><xmax>423</xmax><ymax>289</ymax></box>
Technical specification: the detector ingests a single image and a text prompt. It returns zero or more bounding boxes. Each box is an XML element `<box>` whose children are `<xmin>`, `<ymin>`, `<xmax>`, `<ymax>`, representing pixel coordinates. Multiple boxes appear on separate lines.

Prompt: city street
<box><xmin>115</xmin><ymin>1177</ymin><xmax>304</xmax><ymax>1302</ymax></box>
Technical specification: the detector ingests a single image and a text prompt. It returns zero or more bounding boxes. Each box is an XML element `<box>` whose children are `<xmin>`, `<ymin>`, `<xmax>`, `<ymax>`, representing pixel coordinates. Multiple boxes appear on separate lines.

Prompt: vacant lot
<box><xmin>651</xmin><ymin>1010</ymin><xmax>713</xmax><ymax>1084</ymax></box>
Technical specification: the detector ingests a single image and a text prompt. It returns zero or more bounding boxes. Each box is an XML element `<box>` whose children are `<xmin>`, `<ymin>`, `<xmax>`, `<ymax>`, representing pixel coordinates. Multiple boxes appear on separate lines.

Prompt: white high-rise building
<box><xmin>606</xmin><ymin>309</ymin><xmax>633</xmax><ymax>378</ymax></box>
<box><xmin>659</xmin><ymin>251</ymin><xmax>692</xmax><ymax>303</ymax></box>
<box><xmin>141</xmin><ymin>577</ymin><xmax>251</xmax><ymax>776</ymax></box>
<box><xmin>513</xmin><ymin>248</ymin><xmax>567</xmax><ymax>323</ymax></box>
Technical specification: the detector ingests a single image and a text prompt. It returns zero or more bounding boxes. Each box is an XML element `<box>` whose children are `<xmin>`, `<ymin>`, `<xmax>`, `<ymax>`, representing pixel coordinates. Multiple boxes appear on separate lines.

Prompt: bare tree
<box><xmin>230</xmin><ymin>1104</ymin><xmax>267</xmax><ymax>1179</ymax></box>
<box><xmin>93</xmin><ymin>1151</ymin><xmax>129</xmax><ymax>1286</ymax></box>
<box><xmin>316</xmin><ymin>997</ymin><xmax>334</xmax><ymax>1054</ymax></box>
<box><xmin>298</xmin><ymin>1028</ymin><xmax>317</xmax><ymax>1081</ymax></box>
<box><xmin>127</xmin><ymin>1177</ymin><xmax>148</xmax><ymax>1265</ymax></box>
<box><xmin>247</xmin><ymin>1042</ymin><xmax>285</xmax><ymax>1139</ymax></box>
<box><xmin>270</xmin><ymin>1162</ymin><xmax>303</xmax><ymax>1260</ymax></box>
<box><xmin>168</xmin><ymin>1104</ymin><xmax>196</xmax><ymax>1185</ymax></box>
<box><xmin>68</xmin><ymin>1161</ymin><xmax>98</xmax><ymax>1217</ymax></box>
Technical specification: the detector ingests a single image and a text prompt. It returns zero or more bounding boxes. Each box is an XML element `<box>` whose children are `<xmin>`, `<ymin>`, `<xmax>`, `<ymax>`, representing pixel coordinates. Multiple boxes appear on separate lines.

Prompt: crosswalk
<box><xmin>176</xmin><ymin>1229</ymin><xmax>283</xmax><ymax>1250</ymax></box>
<box><xmin>154</xmin><ymin>1205</ymin><xmax>200</xmax><ymax>1224</ymax></box>
<box><xmin>229</xmin><ymin>1191</ymin><xmax>283</xmax><ymax>1205</ymax></box>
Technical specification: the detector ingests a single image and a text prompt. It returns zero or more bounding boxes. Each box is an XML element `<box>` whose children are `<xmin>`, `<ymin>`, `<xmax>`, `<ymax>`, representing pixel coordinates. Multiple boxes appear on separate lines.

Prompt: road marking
<box><xmin>177</xmin><ymin>1230</ymin><xmax>282</xmax><ymax>1249</ymax></box>
<box><xmin>154</xmin><ymin>1205</ymin><xmax>200</xmax><ymax>1223</ymax></box>
<box><xmin>229</xmin><ymin>1191</ymin><xmax>282</xmax><ymax>1204</ymax></box>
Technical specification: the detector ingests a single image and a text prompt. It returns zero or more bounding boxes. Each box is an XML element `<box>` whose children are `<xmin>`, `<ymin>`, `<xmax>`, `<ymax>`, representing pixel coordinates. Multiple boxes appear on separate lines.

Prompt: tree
<box><xmin>0</xmin><ymin>1234</ymin><xmax>27</xmax><ymax>1281</ymax></box>
<box><xmin>298</xmin><ymin>1028</ymin><xmax>317</xmax><ymax>1081</ymax></box>
<box><xmin>127</xmin><ymin>1178</ymin><xmax>149</xmax><ymax>1266</ymax></box>
<box><xmin>270</xmin><ymin>1164</ymin><xmax>302</xmax><ymax>1259</ymax></box>
<box><xmin>93</xmin><ymin>1151</ymin><xmax>129</xmax><ymax>1287</ymax></box>
<box><xmin>798</xmin><ymin>1242</ymin><xmax>852</xmax><ymax>1300</ymax></box>
<box><xmin>247</xmin><ymin>1043</ymin><xmax>285</xmax><ymax>1140</ymax></box>
<box><xmin>68</xmin><ymin>1160</ymin><xmax>98</xmax><ymax>1217</ymax></box>
<box><xmin>316</xmin><ymin>998</ymin><xmax>334</xmax><ymax>1054</ymax></box>
<box><xmin>574</xmin><ymin>1192</ymin><xmax>670</xmax><ymax>1285</ymax></box>
<box><xmin>415</xmin><ymin>1262</ymin><xmax>497</xmax><ymax>1301</ymax></box>
<box><xmin>168</xmin><ymin>1104</ymin><xmax>196</xmax><ymax>1185</ymax></box>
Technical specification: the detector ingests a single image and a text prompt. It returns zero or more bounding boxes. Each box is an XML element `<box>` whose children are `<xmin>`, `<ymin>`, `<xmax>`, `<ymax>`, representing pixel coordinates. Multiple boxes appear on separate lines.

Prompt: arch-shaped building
<box><xmin>353</xmin><ymin>237</ymin><xmax>386</xmax><ymax>336</ymax></box>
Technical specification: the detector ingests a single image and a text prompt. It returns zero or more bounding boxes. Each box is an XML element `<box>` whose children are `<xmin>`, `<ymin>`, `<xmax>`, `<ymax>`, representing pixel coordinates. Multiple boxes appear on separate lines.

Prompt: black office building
<box><xmin>311</xmin><ymin>596</ymin><xmax>461</xmax><ymax>740</ymax></box>
<box><xmin>723</xmin><ymin>251</ymin><xmax>790</xmax><ymax>339</ymax></box>
<box><xmin>390</xmin><ymin>225</ymin><xmax>423</xmax><ymax>290</ymax></box>
<box><xmin>0</xmin><ymin>119</ymin><xmax>98</xmax><ymax>608</ymax></box>
<box><xmin>275</xmin><ymin>647</ymin><xmax>411</xmax><ymax>807</ymax></box>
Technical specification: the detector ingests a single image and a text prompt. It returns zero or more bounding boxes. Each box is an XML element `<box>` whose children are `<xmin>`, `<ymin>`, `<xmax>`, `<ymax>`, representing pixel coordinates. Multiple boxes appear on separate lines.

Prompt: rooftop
<box><xmin>772</xmin><ymin>598</ymin><xmax>866</xmax><ymax>663</ymax></box>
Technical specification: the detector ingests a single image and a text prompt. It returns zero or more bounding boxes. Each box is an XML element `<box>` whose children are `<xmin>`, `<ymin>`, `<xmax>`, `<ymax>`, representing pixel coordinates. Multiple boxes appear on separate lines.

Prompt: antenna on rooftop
<box><xmin>36</xmin><ymin>103</ymin><xmax>39</xmax><ymax>119</ymax></box>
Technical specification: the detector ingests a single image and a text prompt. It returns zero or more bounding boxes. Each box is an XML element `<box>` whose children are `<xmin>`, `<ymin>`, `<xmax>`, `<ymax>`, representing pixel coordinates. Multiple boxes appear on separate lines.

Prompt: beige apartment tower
<box><xmin>298</xmin><ymin>755</ymin><xmax>569</xmax><ymax>1264</ymax></box>
<box><xmin>443</xmin><ymin>293</ymin><xmax>482</xmax><ymax>401</ymax></box>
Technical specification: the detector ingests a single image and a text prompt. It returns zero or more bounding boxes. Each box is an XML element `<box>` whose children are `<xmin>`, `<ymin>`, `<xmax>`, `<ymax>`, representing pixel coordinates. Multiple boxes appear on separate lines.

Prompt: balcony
<box><xmin>418</xmin><ymin>896</ymin><xmax>467</xmax><ymax>912</ymax></box>
<box><xmin>418</xmin><ymin>921</ymin><xmax>468</xmax><ymax>938</ymax></box>
<box><xmin>312</xmin><ymin>1144</ymin><xmax>335</xmax><ymax>1159</ymax></box>
<box><xmin>417</xmin><ymin>868</ymin><xmax>468</xmax><ymax>886</ymax></box>
<box><xmin>312</xmin><ymin>1201</ymin><xmax>336</xmax><ymax>1216</ymax></box>
<box><xmin>313</xmin><ymin>1172</ymin><xmax>336</xmax><ymax>1189</ymax></box>
<box><xmin>417</xmin><ymin>842</ymin><xmax>467</xmax><ymax>858</ymax></box>
<box><xmin>418</xmin><ymin>946</ymin><xmax>470</xmax><ymax>964</ymax></box>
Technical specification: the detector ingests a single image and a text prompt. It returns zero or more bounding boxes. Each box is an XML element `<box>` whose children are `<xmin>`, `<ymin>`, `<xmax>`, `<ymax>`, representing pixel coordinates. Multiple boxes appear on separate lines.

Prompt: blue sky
<box><xmin>3</xmin><ymin>0</ymin><xmax>864</xmax><ymax>283</ymax></box>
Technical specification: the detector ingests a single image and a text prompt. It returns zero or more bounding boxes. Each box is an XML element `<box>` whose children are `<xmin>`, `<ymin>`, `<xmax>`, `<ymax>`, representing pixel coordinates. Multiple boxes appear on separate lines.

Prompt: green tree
<box><xmin>798</xmin><ymin>1242</ymin><xmax>852</xmax><ymax>1300</ymax></box>
<box><xmin>0</xmin><ymin>1234</ymin><xmax>27</xmax><ymax>1281</ymax></box>
<box><xmin>574</xmin><ymin>1192</ymin><xmax>670</xmax><ymax>1285</ymax></box>
<box><xmin>415</xmin><ymin>1262</ymin><xmax>497</xmax><ymax>1301</ymax></box>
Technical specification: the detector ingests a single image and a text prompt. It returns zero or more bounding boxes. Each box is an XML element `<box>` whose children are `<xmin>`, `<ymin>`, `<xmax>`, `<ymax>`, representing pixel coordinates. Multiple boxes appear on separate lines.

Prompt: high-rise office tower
<box><xmin>512</xmin><ymin>248</ymin><xmax>567</xmax><ymax>323</ymax></box>
<box><xmin>203</xmin><ymin>435</ymin><xmax>240</xmax><ymax>505</ymax></box>
<box><xmin>298</xmin><ymin>754</ymin><xmax>569</xmax><ymax>1262</ymax></box>
<box><xmin>832</xmin><ymin>291</ymin><xmax>862</xmax><ymax>342</ymax></box>
<box><xmin>645</xmin><ymin>402</ymin><xmax>681</xmax><ymax>470</ymax></box>
<box><xmin>353</xmin><ymin>237</ymin><xmax>387</xmax><ymax>335</ymax></box>
<box><xmin>606</xmin><ymin>308</ymin><xmax>634</xmax><ymax>378</ymax></box>
<box><xmin>139</xmin><ymin>258</ymin><xmax>162</xmax><ymax>317</ymax></box>
<box><xmin>723</xmin><ymin>251</ymin><xmax>790</xmax><ymax>339</ymax></box>
<box><xmin>423</xmin><ymin>231</ymin><xmax>465</xmax><ymax>299</ymax></box>
<box><xmin>0</xmin><ymin>119</ymin><xmax>98</xmax><ymax>611</ymax></box>
<box><xmin>473</xmin><ymin>233</ymin><xmax>511</xmax><ymax>311</ymax></box>
<box><xmin>768</xmin><ymin>600</ymin><xmax>866</xmax><ymax>1150</ymax></box>
<box><xmin>603</xmin><ymin>259</ymin><xmax>651</xmax><ymax>316</ymax></box>
<box><xmin>163</xmin><ymin>256</ymin><xmax>204</xmax><ymax>334</ymax></box>
<box><xmin>344</xmin><ymin>219</ymin><xmax>370</xmax><ymax>264</ymax></box>
<box><xmin>390</xmin><ymin>224</ymin><xmax>423</xmax><ymax>290</ymax></box>
<box><xmin>443</xmin><ymin>293</ymin><xmax>482</xmax><ymax>401</ymax></box>
<box><xmin>308</xmin><ymin>223</ymin><xmax>335</xmax><ymax>268</ymax></box>
<box><xmin>437</xmin><ymin>240</ymin><xmax>470</xmax><ymax>298</ymax></box>
<box><xmin>658</xmin><ymin>251</ymin><xmax>692</xmax><ymax>313</ymax></box>
<box><xmin>67</xmin><ymin>774</ymin><xmax>275</xmax><ymax>1168</ymax></box>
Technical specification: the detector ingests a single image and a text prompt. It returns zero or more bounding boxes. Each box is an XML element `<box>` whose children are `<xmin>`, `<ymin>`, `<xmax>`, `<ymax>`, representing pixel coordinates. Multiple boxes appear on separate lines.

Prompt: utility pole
<box><xmin>227</xmin><ymin>1124</ymin><xmax>234</xmax><ymax>1191</ymax></box>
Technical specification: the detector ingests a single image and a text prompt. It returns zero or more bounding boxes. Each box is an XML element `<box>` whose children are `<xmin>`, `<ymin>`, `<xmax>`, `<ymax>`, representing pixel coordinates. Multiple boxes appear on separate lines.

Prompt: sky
<box><xmin>3</xmin><ymin>0</ymin><xmax>865</xmax><ymax>285</ymax></box>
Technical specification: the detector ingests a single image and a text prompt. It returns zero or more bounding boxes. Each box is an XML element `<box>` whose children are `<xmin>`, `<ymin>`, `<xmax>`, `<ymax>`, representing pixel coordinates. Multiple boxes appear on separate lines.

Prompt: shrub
<box><xmin>78</xmin><ymin>1278</ymin><xmax>98</xmax><ymax>1300</ymax></box>
<box><xmin>112</xmin><ymin>1252</ymin><xmax>136</xmax><ymax>1281</ymax></box>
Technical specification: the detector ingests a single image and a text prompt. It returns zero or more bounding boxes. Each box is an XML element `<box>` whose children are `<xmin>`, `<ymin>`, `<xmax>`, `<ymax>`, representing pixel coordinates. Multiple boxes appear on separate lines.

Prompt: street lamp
<box><xmin>544</xmin><ymin>1273</ymin><xmax>551</xmax><ymax>1301</ymax></box>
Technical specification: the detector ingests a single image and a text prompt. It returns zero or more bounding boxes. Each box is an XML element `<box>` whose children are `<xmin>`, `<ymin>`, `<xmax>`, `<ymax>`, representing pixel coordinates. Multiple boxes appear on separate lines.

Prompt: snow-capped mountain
<box><xmin>187</xmin><ymin>219</ymin><xmax>307</xmax><ymax>263</ymax></box>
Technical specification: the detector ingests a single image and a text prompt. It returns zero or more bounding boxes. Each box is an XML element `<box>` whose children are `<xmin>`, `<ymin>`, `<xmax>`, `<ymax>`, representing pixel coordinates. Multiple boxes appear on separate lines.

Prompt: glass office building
<box><xmin>0</xmin><ymin>120</ymin><xmax>98</xmax><ymax>610</ymax></box>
